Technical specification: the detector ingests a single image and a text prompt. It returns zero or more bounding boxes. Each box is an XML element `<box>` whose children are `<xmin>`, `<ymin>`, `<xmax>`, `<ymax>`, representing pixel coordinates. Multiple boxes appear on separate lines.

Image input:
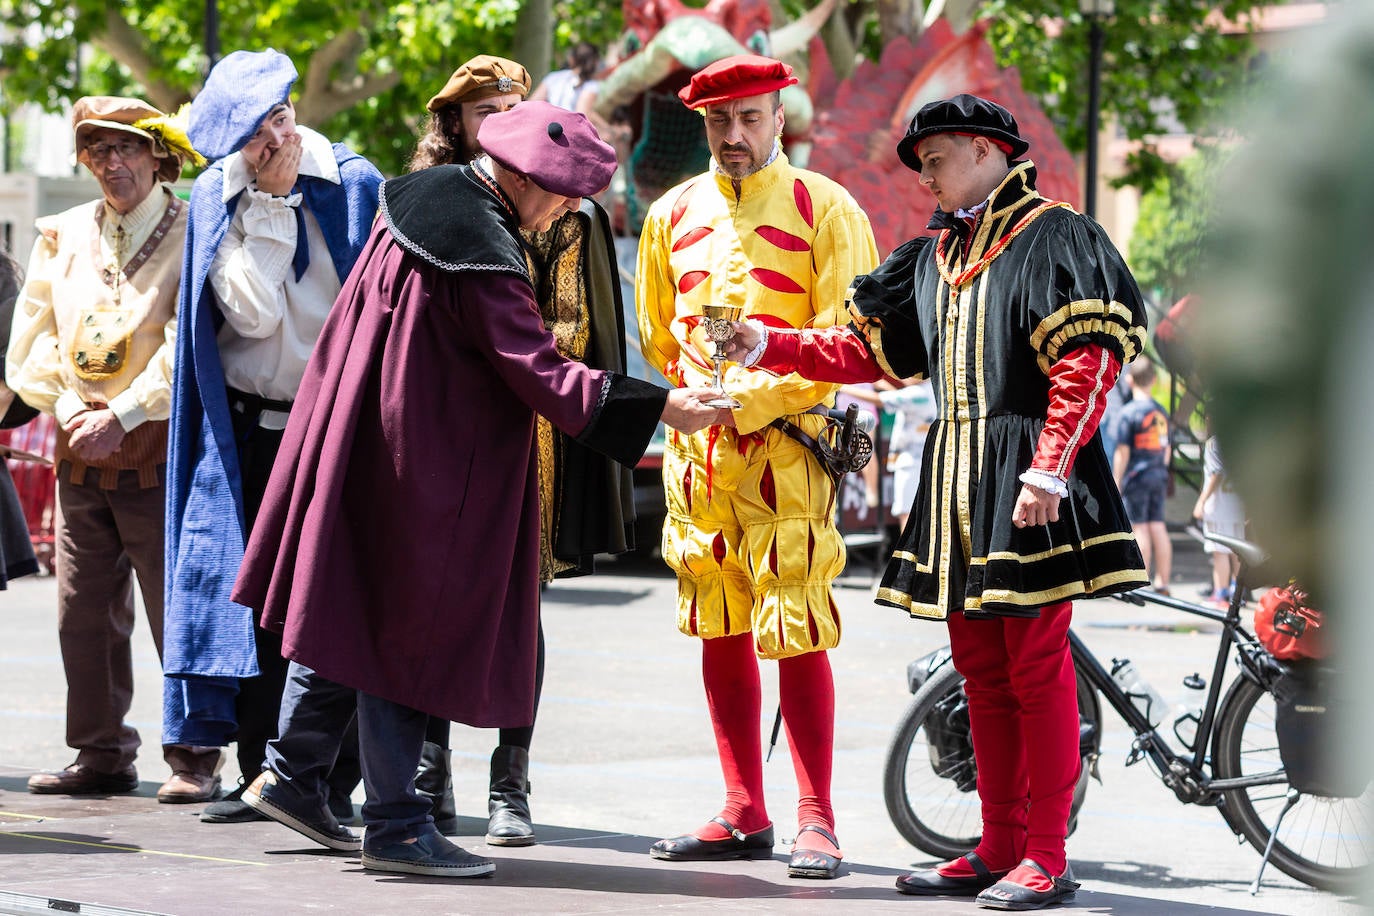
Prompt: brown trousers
<box><xmin>55</xmin><ymin>463</ymin><xmax>172</xmax><ymax>773</ymax></box>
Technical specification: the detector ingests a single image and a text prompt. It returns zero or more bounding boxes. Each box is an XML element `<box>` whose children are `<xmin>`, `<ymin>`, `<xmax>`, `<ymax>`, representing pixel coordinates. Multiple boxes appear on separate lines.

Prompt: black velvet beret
<box><xmin>896</xmin><ymin>94</ymin><xmax>1029</xmax><ymax>172</ymax></box>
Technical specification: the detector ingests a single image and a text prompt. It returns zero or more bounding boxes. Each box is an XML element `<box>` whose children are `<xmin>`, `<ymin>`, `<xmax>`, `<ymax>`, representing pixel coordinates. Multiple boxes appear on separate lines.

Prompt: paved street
<box><xmin>0</xmin><ymin>528</ymin><xmax>1366</xmax><ymax>915</ymax></box>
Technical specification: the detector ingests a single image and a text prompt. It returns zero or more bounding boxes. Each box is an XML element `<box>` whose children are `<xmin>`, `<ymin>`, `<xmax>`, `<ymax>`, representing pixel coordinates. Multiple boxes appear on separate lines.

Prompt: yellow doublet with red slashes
<box><xmin>636</xmin><ymin>151</ymin><xmax>878</xmax><ymax>658</ymax></box>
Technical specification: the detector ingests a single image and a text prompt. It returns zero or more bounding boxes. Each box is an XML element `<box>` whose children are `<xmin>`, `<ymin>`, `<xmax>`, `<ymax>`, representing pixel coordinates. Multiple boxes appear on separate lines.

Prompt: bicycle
<box><xmin>881</xmin><ymin>533</ymin><xmax>1369</xmax><ymax>892</ymax></box>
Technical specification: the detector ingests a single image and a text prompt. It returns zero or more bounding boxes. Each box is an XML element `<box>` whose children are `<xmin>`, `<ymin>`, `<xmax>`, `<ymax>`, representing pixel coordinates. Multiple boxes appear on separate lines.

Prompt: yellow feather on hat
<box><xmin>133</xmin><ymin>104</ymin><xmax>207</xmax><ymax>168</ymax></box>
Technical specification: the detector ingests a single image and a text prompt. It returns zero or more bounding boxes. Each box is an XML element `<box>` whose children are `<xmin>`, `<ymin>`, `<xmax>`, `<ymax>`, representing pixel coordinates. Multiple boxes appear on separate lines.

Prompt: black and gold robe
<box><xmin>758</xmin><ymin>162</ymin><xmax>1149</xmax><ymax>619</ymax></box>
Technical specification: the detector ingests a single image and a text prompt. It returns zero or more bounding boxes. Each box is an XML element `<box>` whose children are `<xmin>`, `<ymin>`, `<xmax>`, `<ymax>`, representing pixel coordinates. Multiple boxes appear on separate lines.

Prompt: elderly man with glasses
<box><xmin>6</xmin><ymin>96</ymin><xmax>224</xmax><ymax>803</ymax></box>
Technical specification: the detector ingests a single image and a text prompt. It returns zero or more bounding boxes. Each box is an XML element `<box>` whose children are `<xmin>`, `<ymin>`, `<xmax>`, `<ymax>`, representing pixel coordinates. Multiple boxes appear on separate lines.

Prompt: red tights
<box><xmin>693</xmin><ymin>633</ymin><xmax>837</xmax><ymax>853</ymax></box>
<box><xmin>937</xmin><ymin>603</ymin><xmax>1079</xmax><ymax>884</ymax></box>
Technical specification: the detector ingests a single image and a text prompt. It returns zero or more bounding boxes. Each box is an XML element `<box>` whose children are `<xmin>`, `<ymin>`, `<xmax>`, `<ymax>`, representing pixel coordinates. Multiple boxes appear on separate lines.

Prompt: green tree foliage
<box><xmin>1128</xmin><ymin>147</ymin><xmax>1230</xmax><ymax>305</ymax></box>
<box><xmin>807</xmin><ymin>0</ymin><xmax>1260</xmax><ymax>188</ymax></box>
<box><xmin>981</xmin><ymin>0</ymin><xmax>1258</xmax><ymax>188</ymax></box>
<box><xmin>0</xmin><ymin>0</ymin><xmax>617</xmax><ymax>175</ymax></box>
<box><xmin>1</xmin><ymin>0</ymin><xmax>1258</xmax><ymax>182</ymax></box>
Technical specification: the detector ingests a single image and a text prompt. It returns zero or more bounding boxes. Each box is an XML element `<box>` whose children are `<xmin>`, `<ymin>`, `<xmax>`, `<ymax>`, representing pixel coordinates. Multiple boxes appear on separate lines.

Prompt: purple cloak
<box><xmin>232</xmin><ymin>218</ymin><xmax>663</xmax><ymax>727</ymax></box>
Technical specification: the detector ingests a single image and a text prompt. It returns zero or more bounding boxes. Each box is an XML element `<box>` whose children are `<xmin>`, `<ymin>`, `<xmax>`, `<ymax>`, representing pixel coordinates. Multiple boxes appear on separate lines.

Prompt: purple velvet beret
<box><xmin>477</xmin><ymin>101</ymin><xmax>617</xmax><ymax>198</ymax></box>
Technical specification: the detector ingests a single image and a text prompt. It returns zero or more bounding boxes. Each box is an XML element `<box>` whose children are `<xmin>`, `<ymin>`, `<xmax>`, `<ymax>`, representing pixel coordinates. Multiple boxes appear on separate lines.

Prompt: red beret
<box><xmin>678</xmin><ymin>54</ymin><xmax>798</xmax><ymax>110</ymax></box>
<box><xmin>477</xmin><ymin>100</ymin><xmax>617</xmax><ymax>198</ymax></box>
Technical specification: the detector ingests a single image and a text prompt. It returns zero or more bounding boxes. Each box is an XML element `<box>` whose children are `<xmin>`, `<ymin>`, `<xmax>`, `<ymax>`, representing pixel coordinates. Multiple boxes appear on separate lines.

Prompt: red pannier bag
<box><xmin>1255</xmin><ymin>583</ymin><xmax>1324</xmax><ymax>661</ymax></box>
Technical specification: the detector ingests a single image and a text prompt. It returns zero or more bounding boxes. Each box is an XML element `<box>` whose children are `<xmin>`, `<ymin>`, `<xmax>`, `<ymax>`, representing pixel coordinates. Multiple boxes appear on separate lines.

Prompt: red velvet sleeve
<box><xmin>1030</xmin><ymin>343</ymin><xmax>1122</xmax><ymax>481</ymax></box>
<box><xmin>754</xmin><ymin>326</ymin><xmax>885</xmax><ymax>385</ymax></box>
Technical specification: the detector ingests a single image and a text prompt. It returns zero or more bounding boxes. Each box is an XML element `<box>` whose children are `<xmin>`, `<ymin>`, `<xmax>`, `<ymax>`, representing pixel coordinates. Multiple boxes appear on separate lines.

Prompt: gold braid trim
<box><xmin>846</xmin><ymin>308</ymin><xmax>904</xmax><ymax>380</ymax></box>
<box><xmin>975</xmin><ymin>568</ymin><xmax>1151</xmax><ymax>607</ymax></box>
<box><xmin>970</xmin><ymin>531</ymin><xmax>1144</xmax><ymax>565</ymax></box>
<box><xmin>1030</xmin><ymin>298</ymin><xmax>1144</xmax><ymax>374</ymax></box>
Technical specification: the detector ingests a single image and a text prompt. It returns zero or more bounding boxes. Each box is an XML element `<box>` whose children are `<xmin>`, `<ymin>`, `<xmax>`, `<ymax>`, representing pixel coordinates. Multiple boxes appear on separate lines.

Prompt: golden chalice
<box><xmin>701</xmin><ymin>304</ymin><xmax>744</xmax><ymax>409</ymax></box>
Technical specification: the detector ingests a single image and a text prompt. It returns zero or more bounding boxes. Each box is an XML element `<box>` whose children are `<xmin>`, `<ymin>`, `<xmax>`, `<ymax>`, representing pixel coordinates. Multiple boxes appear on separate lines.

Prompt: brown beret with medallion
<box><xmin>427</xmin><ymin>55</ymin><xmax>531</xmax><ymax>112</ymax></box>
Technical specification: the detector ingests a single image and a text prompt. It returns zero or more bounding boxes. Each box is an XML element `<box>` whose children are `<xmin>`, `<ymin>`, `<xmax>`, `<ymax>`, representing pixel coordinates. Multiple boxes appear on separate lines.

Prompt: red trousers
<box><xmin>947</xmin><ymin>602</ymin><xmax>1079</xmax><ymax>874</ymax></box>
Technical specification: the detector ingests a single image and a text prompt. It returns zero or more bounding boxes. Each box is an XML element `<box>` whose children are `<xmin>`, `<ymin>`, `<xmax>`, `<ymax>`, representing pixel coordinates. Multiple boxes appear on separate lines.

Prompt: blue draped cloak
<box><xmin>161</xmin><ymin>144</ymin><xmax>381</xmax><ymax>746</ymax></box>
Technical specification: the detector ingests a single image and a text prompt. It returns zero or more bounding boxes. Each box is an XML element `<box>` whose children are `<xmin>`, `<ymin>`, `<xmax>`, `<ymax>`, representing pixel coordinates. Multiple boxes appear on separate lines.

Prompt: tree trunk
<box><xmin>295</xmin><ymin>27</ymin><xmax>402</xmax><ymax>126</ymax></box>
<box><xmin>822</xmin><ymin>2</ymin><xmax>858</xmax><ymax>82</ymax></box>
<box><xmin>91</xmin><ymin>8</ymin><xmax>188</xmax><ymax>112</ymax></box>
<box><xmin>513</xmin><ymin>0</ymin><xmax>554</xmax><ymax>86</ymax></box>
<box><xmin>941</xmin><ymin>0</ymin><xmax>982</xmax><ymax>34</ymax></box>
<box><xmin>876</xmin><ymin>0</ymin><xmax>916</xmax><ymax>47</ymax></box>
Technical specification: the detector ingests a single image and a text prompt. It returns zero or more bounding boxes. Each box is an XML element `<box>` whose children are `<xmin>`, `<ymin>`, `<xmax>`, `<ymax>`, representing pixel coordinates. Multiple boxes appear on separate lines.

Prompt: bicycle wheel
<box><xmin>883</xmin><ymin>663</ymin><xmax>982</xmax><ymax>858</ymax></box>
<box><xmin>1213</xmin><ymin>674</ymin><xmax>1371</xmax><ymax>890</ymax></box>
<box><xmin>883</xmin><ymin>659</ymin><xmax>1100</xmax><ymax>860</ymax></box>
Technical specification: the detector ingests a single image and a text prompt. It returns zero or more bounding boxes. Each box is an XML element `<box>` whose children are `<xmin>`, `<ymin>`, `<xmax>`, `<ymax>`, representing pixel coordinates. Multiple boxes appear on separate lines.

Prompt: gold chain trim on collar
<box><xmin>471</xmin><ymin>158</ymin><xmax>518</xmax><ymax>219</ymax></box>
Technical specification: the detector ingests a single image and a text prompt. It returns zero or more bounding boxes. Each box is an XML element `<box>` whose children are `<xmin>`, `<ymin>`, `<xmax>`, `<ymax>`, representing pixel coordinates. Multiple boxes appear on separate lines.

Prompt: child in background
<box><xmin>1113</xmin><ymin>360</ymin><xmax>1172</xmax><ymax>594</ymax></box>
<box><xmin>1193</xmin><ymin>419</ymin><xmax>1245</xmax><ymax>605</ymax></box>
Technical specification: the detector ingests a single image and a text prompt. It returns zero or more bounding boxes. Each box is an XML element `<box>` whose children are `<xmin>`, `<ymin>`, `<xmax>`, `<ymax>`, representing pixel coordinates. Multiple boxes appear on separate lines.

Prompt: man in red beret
<box><xmin>231</xmin><ymin>101</ymin><xmax>720</xmax><ymax>878</ymax></box>
<box><xmin>635</xmin><ymin>54</ymin><xmax>879</xmax><ymax>880</ymax></box>
<box><xmin>724</xmin><ymin>93</ymin><xmax>1149</xmax><ymax>909</ymax></box>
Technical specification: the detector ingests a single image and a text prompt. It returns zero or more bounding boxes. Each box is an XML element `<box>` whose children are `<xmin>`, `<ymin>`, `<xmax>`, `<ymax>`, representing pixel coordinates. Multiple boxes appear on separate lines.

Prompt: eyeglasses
<box><xmin>85</xmin><ymin>139</ymin><xmax>148</xmax><ymax>163</ymax></box>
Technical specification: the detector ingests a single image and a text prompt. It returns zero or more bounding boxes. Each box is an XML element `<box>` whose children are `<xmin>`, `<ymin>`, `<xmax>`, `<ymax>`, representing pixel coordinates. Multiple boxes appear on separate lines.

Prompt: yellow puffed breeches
<box><xmin>661</xmin><ymin>415</ymin><xmax>846</xmax><ymax>659</ymax></box>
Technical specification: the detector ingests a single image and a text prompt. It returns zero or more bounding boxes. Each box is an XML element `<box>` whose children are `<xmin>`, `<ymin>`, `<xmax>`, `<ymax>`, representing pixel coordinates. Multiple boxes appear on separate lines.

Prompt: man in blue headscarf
<box><xmin>163</xmin><ymin>48</ymin><xmax>381</xmax><ymax>823</ymax></box>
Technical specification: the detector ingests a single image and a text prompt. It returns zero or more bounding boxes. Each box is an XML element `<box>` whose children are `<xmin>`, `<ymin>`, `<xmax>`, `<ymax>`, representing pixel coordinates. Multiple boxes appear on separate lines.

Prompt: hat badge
<box><xmin>497</xmin><ymin>76</ymin><xmax>513</xmax><ymax>92</ymax></box>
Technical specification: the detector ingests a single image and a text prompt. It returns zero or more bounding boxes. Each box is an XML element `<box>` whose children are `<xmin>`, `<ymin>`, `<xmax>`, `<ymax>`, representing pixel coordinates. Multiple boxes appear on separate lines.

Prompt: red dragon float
<box><xmin>595</xmin><ymin>0</ymin><xmax>1081</xmax><ymax>255</ymax></box>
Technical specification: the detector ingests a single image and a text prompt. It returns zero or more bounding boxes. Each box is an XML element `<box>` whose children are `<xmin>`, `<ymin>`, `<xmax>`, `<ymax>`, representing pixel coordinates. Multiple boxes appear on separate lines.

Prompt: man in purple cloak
<box><xmin>231</xmin><ymin>101</ymin><xmax>720</xmax><ymax>878</ymax></box>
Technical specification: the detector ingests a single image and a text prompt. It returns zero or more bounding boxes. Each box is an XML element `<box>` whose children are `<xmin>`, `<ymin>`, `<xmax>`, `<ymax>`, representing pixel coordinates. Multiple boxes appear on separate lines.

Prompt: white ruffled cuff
<box><xmin>1019</xmin><ymin>469</ymin><xmax>1069</xmax><ymax>498</ymax></box>
<box><xmin>740</xmin><ymin>320</ymin><xmax>769</xmax><ymax>368</ymax></box>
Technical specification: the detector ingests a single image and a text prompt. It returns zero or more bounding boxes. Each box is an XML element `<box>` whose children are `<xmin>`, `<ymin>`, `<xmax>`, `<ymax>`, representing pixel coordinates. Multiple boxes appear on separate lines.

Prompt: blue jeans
<box><xmin>263</xmin><ymin>662</ymin><xmax>355</xmax><ymax>807</ymax></box>
<box><xmin>357</xmin><ymin>692</ymin><xmax>433</xmax><ymax>848</ymax></box>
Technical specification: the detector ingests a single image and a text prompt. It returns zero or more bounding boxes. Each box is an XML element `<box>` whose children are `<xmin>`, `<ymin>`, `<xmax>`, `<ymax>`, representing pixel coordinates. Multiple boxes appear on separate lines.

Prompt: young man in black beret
<box><xmin>726</xmin><ymin>93</ymin><xmax>1149</xmax><ymax>909</ymax></box>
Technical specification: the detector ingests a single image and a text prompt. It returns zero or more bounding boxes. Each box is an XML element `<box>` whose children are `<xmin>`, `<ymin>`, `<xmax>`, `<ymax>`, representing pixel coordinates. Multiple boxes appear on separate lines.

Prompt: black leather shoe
<box><xmin>650</xmin><ymin>817</ymin><xmax>775</xmax><ymax>861</ymax></box>
<box><xmin>975</xmin><ymin>859</ymin><xmax>1079</xmax><ymax>910</ymax></box>
<box><xmin>201</xmin><ymin>779</ymin><xmax>269</xmax><ymax>823</ymax></box>
<box><xmin>787</xmin><ymin>824</ymin><xmax>842</xmax><ymax>879</ymax></box>
<box><xmin>243</xmin><ymin>769</ymin><xmax>361</xmax><ymax>852</ymax></box>
<box><xmin>486</xmin><ymin>744</ymin><xmax>535</xmax><ymax>846</ymax></box>
<box><xmin>896</xmin><ymin>851</ymin><xmax>1010</xmax><ymax>896</ymax></box>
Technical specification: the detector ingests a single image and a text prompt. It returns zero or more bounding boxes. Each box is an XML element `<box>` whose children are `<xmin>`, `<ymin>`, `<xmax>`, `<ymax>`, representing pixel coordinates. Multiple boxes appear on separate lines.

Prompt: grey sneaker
<box><xmin>362</xmin><ymin>831</ymin><xmax>494</xmax><ymax>878</ymax></box>
<box><xmin>243</xmin><ymin>769</ymin><xmax>361</xmax><ymax>852</ymax></box>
